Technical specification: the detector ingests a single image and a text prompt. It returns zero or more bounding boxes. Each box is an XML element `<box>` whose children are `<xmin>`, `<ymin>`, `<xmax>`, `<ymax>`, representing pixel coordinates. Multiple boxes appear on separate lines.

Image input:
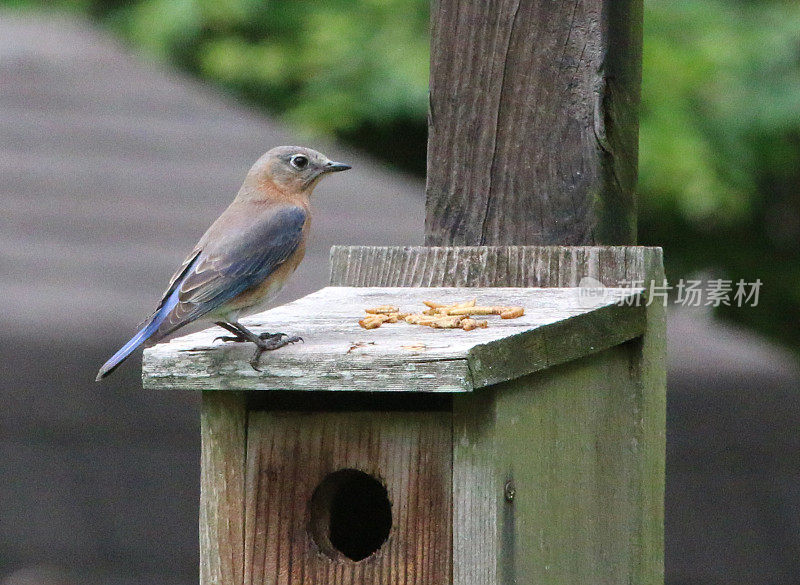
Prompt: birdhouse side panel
<box><xmin>492</xmin><ymin>340</ymin><xmax>663</xmax><ymax>584</ymax></box>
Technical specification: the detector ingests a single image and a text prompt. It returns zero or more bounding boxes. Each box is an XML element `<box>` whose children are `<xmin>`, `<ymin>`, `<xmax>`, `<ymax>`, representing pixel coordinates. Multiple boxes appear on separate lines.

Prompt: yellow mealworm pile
<box><xmin>358</xmin><ymin>298</ymin><xmax>524</xmax><ymax>331</ymax></box>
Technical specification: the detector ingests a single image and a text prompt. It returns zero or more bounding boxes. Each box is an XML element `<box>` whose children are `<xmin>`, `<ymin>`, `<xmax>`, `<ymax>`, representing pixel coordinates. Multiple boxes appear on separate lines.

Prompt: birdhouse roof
<box><xmin>142</xmin><ymin>286</ymin><xmax>645</xmax><ymax>392</ymax></box>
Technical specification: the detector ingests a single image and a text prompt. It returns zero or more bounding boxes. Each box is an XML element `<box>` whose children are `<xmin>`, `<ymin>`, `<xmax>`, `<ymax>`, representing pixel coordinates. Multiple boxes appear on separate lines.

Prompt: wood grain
<box><xmin>200</xmin><ymin>392</ymin><xmax>247</xmax><ymax>585</ymax></box>
<box><xmin>242</xmin><ymin>410</ymin><xmax>452</xmax><ymax>585</ymax></box>
<box><xmin>331</xmin><ymin>245</ymin><xmax>659</xmax><ymax>288</ymax></box>
<box><xmin>142</xmin><ymin>286</ymin><xmax>644</xmax><ymax>392</ymax></box>
<box><xmin>426</xmin><ymin>1</ymin><xmax>642</xmax><ymax>246</ymax></box>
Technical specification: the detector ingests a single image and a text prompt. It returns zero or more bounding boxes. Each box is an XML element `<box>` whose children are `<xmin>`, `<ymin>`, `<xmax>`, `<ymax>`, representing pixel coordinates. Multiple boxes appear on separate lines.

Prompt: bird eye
<box><xmin>290</xmin><ymin>155</ymin><xmax>309</xmax><ymax>169</ymax></box>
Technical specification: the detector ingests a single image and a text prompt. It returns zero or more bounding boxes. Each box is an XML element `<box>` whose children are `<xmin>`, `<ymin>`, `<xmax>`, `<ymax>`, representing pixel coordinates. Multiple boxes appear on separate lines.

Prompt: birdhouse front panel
<box><xmin>242</xmin><ymin>409</ymin><xmax>452</xmax><ymax>585</ymax></box>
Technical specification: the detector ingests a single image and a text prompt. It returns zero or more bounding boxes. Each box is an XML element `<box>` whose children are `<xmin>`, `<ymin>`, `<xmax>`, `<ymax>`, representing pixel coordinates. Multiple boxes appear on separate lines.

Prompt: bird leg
<box><xmin>215</xmin><ymin>321</ymin><xmax>302</xmax><ymax>370</ymax></box>
<box><xmin>214</xmin><ymin>322</ymin><xmax>249</xmax><ymax>343</ymax></box>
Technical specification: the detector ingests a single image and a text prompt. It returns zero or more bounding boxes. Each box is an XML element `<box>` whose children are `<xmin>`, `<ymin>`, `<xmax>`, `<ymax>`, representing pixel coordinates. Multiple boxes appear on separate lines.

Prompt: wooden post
<box><xmin>426</xmin><ymin>1</ymin><xmax>642</xmax><ymax>246</ymax></box>
<box><xmin>419</xmin><ymin>1</ymin><xmax>658</xmax><ymax>582</ymax></box>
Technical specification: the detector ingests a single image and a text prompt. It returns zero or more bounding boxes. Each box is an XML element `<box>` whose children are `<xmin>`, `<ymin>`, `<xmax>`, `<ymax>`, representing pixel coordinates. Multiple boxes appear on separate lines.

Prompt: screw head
<box><xmin>504</xmin><ymin>480</ymin><xmax>516</xmax><ymax>502</ymax></box>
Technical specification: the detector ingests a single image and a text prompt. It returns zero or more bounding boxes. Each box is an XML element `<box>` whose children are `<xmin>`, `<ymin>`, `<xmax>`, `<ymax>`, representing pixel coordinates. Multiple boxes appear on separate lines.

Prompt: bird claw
<box><xmin>214</xmin><ymin>334</ymin><xmax>247</xmax><ymax>343</ymax></box>
<box><xmin>249</xmin><ymin>352</ymin><xmax>263</xmax><ymax>371</ymax></box>
<box><xmin>248</xmin><ymin>334</ymin><xmax>303</xmax><ymax>371</ymax></box>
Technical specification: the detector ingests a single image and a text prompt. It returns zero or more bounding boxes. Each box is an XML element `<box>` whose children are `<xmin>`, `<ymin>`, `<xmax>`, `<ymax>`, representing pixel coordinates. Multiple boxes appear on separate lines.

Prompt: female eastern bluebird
<box><xmin>96</xmin><ymin>146</ymin><xmax>350</xmax><ymax>380</ymax></box>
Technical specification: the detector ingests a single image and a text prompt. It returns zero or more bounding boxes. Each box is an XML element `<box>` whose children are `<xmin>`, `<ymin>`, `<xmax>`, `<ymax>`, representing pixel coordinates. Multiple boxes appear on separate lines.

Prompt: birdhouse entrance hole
<box><xmin>309</xmin><ymin>468</ymin><xmax>392</xmax><ymax>561</ymax></box>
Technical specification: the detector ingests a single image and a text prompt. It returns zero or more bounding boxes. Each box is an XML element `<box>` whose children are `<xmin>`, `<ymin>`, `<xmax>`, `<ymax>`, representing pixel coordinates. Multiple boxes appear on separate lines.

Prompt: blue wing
<box><xmin>96</xmin><ymin>204</ymin><xmax>306</xmax><ymax>380</ymax></box>
<box><xmin>154</xmin><ymin>204</ymin><xmax>307</xmax><ymax>338</ymax></box>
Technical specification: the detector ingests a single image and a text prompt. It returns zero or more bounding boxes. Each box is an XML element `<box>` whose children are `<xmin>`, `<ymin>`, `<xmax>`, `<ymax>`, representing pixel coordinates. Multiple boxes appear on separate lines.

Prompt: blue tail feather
<box><xmin>96</xmin><ymin>288</ymin><xmax>180</xmax><ymax>381</ymax></box>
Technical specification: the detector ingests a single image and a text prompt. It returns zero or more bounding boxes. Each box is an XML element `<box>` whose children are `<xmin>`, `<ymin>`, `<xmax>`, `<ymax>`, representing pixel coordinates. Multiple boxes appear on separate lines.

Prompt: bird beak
<box><xmin>324</xmin><ymin>161</ymin><xmax>352</xmax><ymax>173</ymax></box>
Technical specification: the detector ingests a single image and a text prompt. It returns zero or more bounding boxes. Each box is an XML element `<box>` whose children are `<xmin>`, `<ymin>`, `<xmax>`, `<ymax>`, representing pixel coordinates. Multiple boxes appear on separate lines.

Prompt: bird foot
<box><xmin>215</xmin><ymin>330</ymin><xmax>295</xmax><ymax>343</ymax></box>
<box><xmin>249</xmin><ymin>333</ymin><xmax>303</xmax><ymax>371</ymax></box>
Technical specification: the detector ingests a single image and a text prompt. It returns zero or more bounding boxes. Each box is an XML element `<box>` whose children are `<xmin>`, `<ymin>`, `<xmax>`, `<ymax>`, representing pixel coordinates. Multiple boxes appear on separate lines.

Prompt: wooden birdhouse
<box><xmin>143</xmin><ymin>0</ymin><xmax>660</xmax><ymax>580</ymax></box>
<box><xmin>143</xmin><ymin>246</ymin><xmax>665</xmax><ymax>585</ymax></box>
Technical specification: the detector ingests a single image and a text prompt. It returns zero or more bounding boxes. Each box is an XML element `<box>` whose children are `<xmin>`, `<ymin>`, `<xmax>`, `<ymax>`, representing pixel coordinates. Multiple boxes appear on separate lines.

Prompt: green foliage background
<box><xmin>8</xmin><ymin>0</ymin><xmax>800</xmax><ymax>350</ymax></box>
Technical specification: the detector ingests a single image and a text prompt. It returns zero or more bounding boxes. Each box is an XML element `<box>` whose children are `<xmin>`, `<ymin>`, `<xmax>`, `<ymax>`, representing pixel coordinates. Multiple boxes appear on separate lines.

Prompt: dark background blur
<box><xmin>1</xmin><ymin>1</ymin><xmax>799</xmax><ymax>584</ymax></box>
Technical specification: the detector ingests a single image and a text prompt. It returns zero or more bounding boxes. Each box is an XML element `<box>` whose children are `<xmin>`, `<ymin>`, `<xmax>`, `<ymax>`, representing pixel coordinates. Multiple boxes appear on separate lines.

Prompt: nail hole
<box><xmin>308</xmin><ymin>469</ymin><xmax>392</xmax><ymax>561</ymax></box>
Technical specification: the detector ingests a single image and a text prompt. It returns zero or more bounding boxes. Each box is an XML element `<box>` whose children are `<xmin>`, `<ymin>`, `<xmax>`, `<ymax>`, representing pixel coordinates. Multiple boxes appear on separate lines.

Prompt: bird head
<box><xmin>247</xmin><ymin>146</ymin><xmax>351</xmax><ymax>196</ymax></box>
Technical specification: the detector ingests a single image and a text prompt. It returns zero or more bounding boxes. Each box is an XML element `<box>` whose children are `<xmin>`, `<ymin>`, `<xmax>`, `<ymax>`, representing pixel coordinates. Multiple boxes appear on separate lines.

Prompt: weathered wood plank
<box><xmin>492</xmin><ymin>343</ymin><xmax>652</xmax><ymax>584</ymax></box>
<box><xmin>452</xmin><ymin>390</ymin><xmax>499</xmax><ymax>585</ymax></box>
<box><xmin>242</xmin><ymin>410</ymin><xmax>452</xmax><ymax>585</ymax></box>
<box><xmin>635</xmin><ymin>242</ymin><xmax>667</xmax><ymax>585</ymax></box>
<box><xmin>468</xmin><ymin>299</ymin><xmax>646</xmax><ymax>389</ymax></box>
<box><xmin>426</xmin><ymin>1</ymin><xmax>642</xmax><ymax>246</ymax></box>
<box><xmin>142</xmin><ymin>286</ymin><xmax>644</xmax><ymax>392</ymax></box>
<box><xmin>200</xmin><ymin>392</ymin><xmax>247</xmax><ymax>585</ymax></box>
<box><xmin>330</xmin><ymin>246</ymin><xmax>660</xmax><ymax>288</ymax></box>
